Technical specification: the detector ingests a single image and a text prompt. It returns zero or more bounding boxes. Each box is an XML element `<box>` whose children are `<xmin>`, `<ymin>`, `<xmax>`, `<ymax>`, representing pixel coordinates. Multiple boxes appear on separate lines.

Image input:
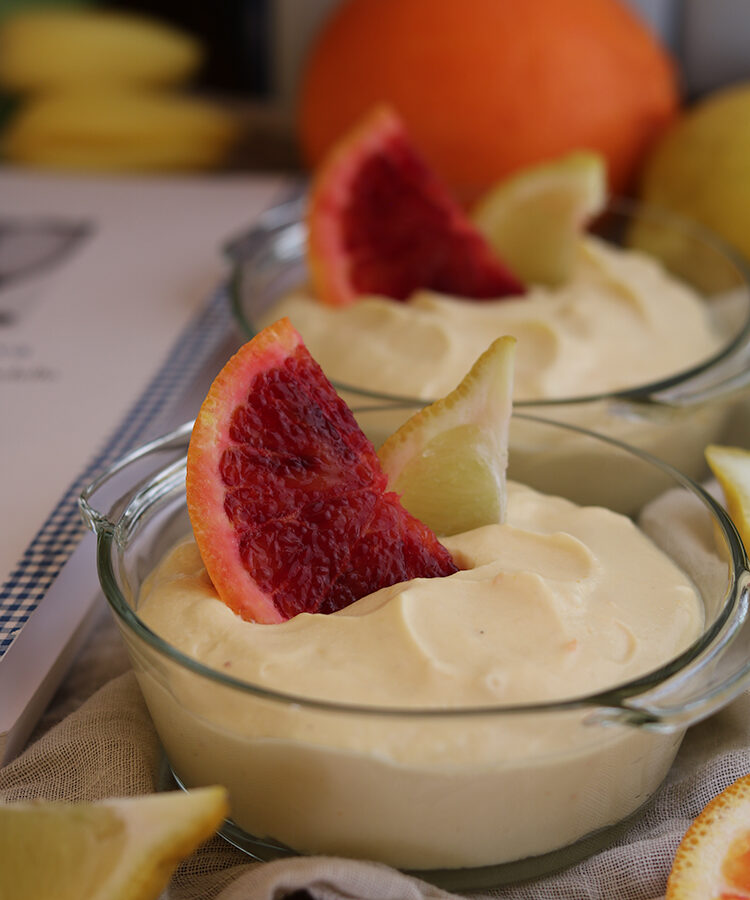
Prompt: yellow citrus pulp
<box><xmin>705</xmin><ymin>444</ymin><xmax>750</xmax><ymax>552</ymax></box>
<box><xmin>472</xmin><ymin>151</ymin><xmax>607</xmax><ymax>286</ymax></box>
<box><xmin>378</xmin><ymin>335</ymin><xmax>515</xmax><ymax>536</ymax></box>
<box><xmin>0</xmin><ymin>787</ymin><xmax>228</xmax><ymax>900</ymax></box>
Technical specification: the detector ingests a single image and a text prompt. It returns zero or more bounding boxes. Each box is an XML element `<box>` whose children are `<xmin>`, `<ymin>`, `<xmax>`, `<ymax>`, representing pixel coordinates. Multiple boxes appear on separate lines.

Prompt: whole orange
<box><xmin>297</xmin><ymin>0</ymin><xmax>679</xmax><ymax>199</ymax></box>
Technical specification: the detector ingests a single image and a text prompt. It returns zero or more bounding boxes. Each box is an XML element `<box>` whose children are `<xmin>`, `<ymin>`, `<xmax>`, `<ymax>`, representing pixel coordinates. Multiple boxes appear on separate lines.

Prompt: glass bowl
<box><xmin>228</xmin><ymin>194</ymin><xmax>750</xmax><ymax>514</ymax></box>
<box><xmin>79</xmin><ymin>412</ymin><xmax>750</xmax><ymax>892</ymax></box>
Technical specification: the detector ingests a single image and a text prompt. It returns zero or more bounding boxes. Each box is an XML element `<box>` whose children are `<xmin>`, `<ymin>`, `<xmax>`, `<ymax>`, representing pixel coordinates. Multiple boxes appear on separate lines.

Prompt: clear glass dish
<box><xmin>228</xmin><ymin>193</ymin><xmax>750</xmax><ymax>514</ymax></box>
<box><xmin>79</xmin><ymin>412</ymin><xmax>750</xmax><ymax>892</ymax></box>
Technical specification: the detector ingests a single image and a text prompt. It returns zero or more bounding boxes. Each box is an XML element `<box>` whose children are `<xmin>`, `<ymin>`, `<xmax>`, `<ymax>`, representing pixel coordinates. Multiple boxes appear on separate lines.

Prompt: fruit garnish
<box><xmin>307</xmin><ymin>104</ymin><xmax>524</xmax><ymax>307</ymax></box>
<box><xmin>186</xmin><ymin>317</ymin><xmax>457</xmax><ymax>624</ymax></box>
<box><xmin>378</xmin><ymin>335</ymin><xmax>515</xmax><ymax>536</ymax></box>
<box><xmin>666</xmin><ymin>773</ymin><xmax>750</xmax><ymax>899</ymax></box>
<box><xmin>705</xmin><ymin>444</ymin><xmax>750</xmax><ymax>551</ymax></box>
<box><xmin>0</xmin><ymin>787</ymin><xmax>228</xmax><ymax>900</ymax></box>
<box><xmin>472</xmin><ymin>151</ymin><xmax>607</xmax><ymax>287</ymax></box>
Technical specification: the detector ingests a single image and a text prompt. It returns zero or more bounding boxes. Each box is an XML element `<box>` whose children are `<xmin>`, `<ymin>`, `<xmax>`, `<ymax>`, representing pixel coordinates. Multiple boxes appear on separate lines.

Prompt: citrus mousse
<box><xmin>263</xmin><ymin>235</ymin><xmax>722</xmax><ymax>403</ymax></box>
<box><xmin>246</xmin><ymin>112</ymin><xmax>734</xmax><ymax>517</ymax></box>
<box><xmin>131</xmin><ymin>320</ymin><xmax>706</xmax><ymax>871</ymax></box>
<box><xmin>275</xmin><ymin>107</ymin><xmax>721</xmax><ymax>405</ymax></box>
<box><xmin>137</xmin><ymin>479</ymin><xmax>703</xmax><ymax>869</ymax></box>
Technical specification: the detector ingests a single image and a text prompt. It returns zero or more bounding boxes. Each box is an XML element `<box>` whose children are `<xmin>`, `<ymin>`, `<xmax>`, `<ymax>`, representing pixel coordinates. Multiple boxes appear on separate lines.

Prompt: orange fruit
<box><xmin>186</xmin><ymin>317</ymin><xmax>457</xmax><ymax>624</ymax></box>
<box><xmin>307</xmin><ymin>105</ymin><xmax>523</xmax><ymax>306</ymax></box>
<box><xmin>298</xmin><ymin>0</ymin><xmax>679</xmax><ymax>200</ymax></box>
<box><xmin>666</xmin><ymin>773</ymin><xmax>750</xmax><ymax>899</ymax></box>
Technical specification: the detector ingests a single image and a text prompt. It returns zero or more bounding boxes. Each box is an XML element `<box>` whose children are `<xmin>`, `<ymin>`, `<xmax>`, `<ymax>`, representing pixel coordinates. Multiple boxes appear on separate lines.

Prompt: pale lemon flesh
<box><xmin>472</xmin><ymin>151</ymin><xmax>607</xmax><ymax>286</ymax></box>
<box><xmin>378</xmin><ymin>335</ymin><xmax>515</xmax><ymax>536</ymax></box>
<box><xmin>705</xmin><ymin>443</ymin><xmax>750</xmax><ymax>551</ymax></box>
<box><xmin>0</xmin><ymin>787</ymin><xmax>229</xmax><ymax>900</ymax></box>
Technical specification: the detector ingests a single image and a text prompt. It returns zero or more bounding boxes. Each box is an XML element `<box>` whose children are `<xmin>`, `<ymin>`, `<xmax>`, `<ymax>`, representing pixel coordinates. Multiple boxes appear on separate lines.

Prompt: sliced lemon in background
<box><xmin>378</xmin><ymin>335</ymin><xmax>515</xmax><ymax>536</ymax></box>
<box><xmin>0</xmin><ymin>787</ymin><xmax>228</xmax><ymax>900</ymax></box>
<box><xmin>667</xmin><ymin>773</ymin><xmax>750</xmax><ymax>899</ymax></box>
<box><xmin>472</xmin><ymin>151</ymin><xmax>607</xmax><ymax>287</ymax></box>
<box><xmin>705</xmin><ymin>444</ymin><xmax>750</xmax><ymax>551</ymax></box>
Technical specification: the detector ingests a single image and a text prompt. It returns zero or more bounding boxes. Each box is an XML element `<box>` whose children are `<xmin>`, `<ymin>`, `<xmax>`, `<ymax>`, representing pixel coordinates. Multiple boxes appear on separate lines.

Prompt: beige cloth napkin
<box><xmin>2</xmin><ymin>488</ymin><xmax>749</xmax><ymax>900</ymax></box>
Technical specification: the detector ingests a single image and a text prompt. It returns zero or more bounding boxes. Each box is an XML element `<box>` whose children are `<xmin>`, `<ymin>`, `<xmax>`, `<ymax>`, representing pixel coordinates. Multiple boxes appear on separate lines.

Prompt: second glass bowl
<box><xmin>229</xmin><ymin>195</ymin><xmax>750</xmax><ymax>513</ymax></box>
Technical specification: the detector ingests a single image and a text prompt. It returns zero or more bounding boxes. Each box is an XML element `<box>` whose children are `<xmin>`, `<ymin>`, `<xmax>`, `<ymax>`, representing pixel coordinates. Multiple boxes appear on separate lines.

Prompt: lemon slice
<box><xmin>705</xmin><ymin>444</ymin><xmax>750</xmax><ymax>550</ymax></box>
<box><xmin>472</xmin><ymin>151</ymin><xmax>607</xmax><ymax>286</ymax></box>
<box><xmin>378</xmin><ymin>335</ymin><xmax>515</xmax><ymax>536</ymax></box>
<box><xmin>667</xmin><ymin>773</ymin><xmax>750</xmax><ymax>898</ymax></box>
<box><xmin>0</xmin><ymin>787</ymin><xmax>228</xmax><ymax>900</ymax></box>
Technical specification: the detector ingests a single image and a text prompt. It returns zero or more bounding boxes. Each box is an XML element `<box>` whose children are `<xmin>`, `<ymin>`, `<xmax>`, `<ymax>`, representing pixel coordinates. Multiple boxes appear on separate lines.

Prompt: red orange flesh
<box><xmin>667</xmin><ymin>773</ymin><xmax>750</xmax><ymax>900</ymax></box>
<box><xmin>307</xmin><ymin>105</ymin><xmax>524</xmax><ymax>307</ymax></box>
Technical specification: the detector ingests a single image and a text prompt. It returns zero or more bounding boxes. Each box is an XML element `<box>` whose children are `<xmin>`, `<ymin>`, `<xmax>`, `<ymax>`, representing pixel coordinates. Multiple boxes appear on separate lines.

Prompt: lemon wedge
<box><xmin>705</xmin><ymin>444</ymin><xmax>750</xmax><ymax>551</ymax></box>
<box><xmin>0</xmin><ymin>787</ymin><xmax>228</xmax><ymax>900</ymax></box>
<box><xmin>667</xmin><ymin>773</ymin><xmax>750</xmax><ymax>899</ymax></box>
<box><xmin>472</xmin><ymin>151</ymin><xmax>607</xmax><ymax>286</ymax></box>
<box><xmin>378</xmin><ymin>335</ymin><xmax>515</xmax><ymax>536</ymax></box>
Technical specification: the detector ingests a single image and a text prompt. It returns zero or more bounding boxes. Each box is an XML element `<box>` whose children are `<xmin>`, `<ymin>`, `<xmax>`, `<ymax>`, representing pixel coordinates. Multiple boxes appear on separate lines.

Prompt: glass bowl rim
<box><xmin>84</xmin><ymin>410</ymin><xmax>750</xmax><ymax>722</ymax></box>
<box><xmin>229</xmin><ymin>195</ymin><xmax>750</xmax><ymax>409</ymax></box>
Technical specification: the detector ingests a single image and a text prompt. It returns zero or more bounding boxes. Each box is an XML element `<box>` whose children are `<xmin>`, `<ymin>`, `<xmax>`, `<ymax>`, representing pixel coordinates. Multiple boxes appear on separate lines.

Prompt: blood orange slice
<box><xmin>307</xmin><ymin>105</ymin><xmax>524</xmax><ymax>306</ymax></box>
<box><xmin>186</xmin><ymin>317</ymin><xmax>458</xmax><ymax>624</ymax></box>
<box><xmin>667</xmin><ymin>773</ymin><xmax>750</xmax><ymax>899</ymax></box>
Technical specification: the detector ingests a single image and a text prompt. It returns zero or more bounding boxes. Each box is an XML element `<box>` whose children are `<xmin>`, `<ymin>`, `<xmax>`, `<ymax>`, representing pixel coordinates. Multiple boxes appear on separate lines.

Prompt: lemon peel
<box><xmin>378</xmin><ymin>335</ymin><xmax>516</xmax><ymax>536</ymax></box>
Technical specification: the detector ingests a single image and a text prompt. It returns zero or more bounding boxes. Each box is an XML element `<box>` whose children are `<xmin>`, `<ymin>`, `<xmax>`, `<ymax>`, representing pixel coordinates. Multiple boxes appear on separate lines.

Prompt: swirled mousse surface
<box><xmin>259</xmin><ymin>238</ymin><xmax>722</xmax><ymax>401</ymax></box>
<box><xmin>138</xmin><ymin>482</ymin><xmax>703</xmax><ymax>710</ymax></box>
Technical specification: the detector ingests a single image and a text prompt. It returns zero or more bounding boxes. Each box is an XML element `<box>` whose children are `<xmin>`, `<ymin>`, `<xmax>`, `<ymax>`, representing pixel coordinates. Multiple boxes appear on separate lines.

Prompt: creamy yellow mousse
<box><xmin>259</xmin><ymin>237</ymin><xmax>729</xmax><ymax>516</ymax></box>
<box><xmin>135</xmin><ymin>482</ymin><xmax>703</xmax><ymax>869</ymax></box>
<box><xmin>140</xmin><ymin>483</ymin><xmax>701</xmax><ymax>708</ymax></box>
<box><xmin>261</xmin><ymin>238</ymin><xmax>722</xmax><ymax>401</ymax></box>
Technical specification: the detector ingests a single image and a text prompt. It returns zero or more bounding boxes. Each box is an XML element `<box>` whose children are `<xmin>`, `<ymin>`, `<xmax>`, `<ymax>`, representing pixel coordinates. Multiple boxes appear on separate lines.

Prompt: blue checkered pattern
<box><xmin>0</xmin><ymin>286</ymin><xmax>233</xmax><ymax>658</ymax></box>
